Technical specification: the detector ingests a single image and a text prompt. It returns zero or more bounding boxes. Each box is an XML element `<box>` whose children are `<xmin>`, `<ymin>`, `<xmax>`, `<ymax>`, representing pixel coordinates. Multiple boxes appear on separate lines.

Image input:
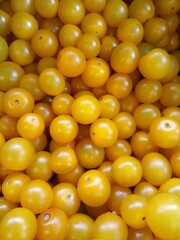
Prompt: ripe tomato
<box><xmin>0</xmin><ymin>137</ymin><xmax>35</xmax><ymax>171</ymax></box>
<box><xmin>134</xmin><ymin>181</ymin><xmax>158</xmax><ymax>199</ymax></box>
<box><xmin>81</xmin><ymin>12</ymin><xmax>107</xmax><ymax>39</ymax></box>
<box><xmin>31</xmin><ymin>29</ymin><xmax>58</xmax><ymax>57</ymax></box>
<box><xmin>11</xmin><ymin>11</ymin><xmax>38</xmax><ymax>40</ymax></box>
<box><xmin>128</xmin><ymin>0</ymin><xmax>155</xmax><ymax>24</ymax></box>
<box><xmin>39</xmin><ymin>68</ymin><xmax>65</xmax><ymax>96</ymax></box>
<box><xmin>19</xmin><ymin>74</ymin><xmax>45</xmax><ymax>101</ymax></box>
<box><xmin>99</xmin><ymin>94</ymin><xmax>120</xmax><ymax>119</ymax></box>
<box><xmin>17</xmin><ymin>113</ymin><xmax>45</xmax><ymax>140</ymax></box>
<box><xmin>58</xmin><ymin>0</ymin><xmax>85</xmax><ymax>25</ymax></box>
<box><xmin>2</xmin><ymin>87</ymin><xmax>34</xmax><ymax>118</ymax></box>
<box><xmin>35</xmin><ymin>0</ymin><xmax>59</xmax><ymax>19</ymax></box>
<box><xmin>20</xmin><ymin>179</ymin><xmax>53</xmax><ymax>214</ymax></box>
<box><xmin>50</xmin><ymin>115</ymin><xmax>79</xmax><ymax>144</ymax></box>
<box><xmin>77</xmin><ymin>169</ymin><xmax>111</xmax><ymax>207</ymax></box>
<box><xmin>51</xmin><ymin>182</ymin><xmax>81</xmax><ymax>217</ymax></box>
<box><xmin>159</xmin><ymin>178</ymin><xmax>180</xmax><ymax>197</ymax></box>
<box><xmin>113</xmin><ymin>112</ymin><xmax>136</xmax><ymax>139</ymax></box>
<box><xmin>50</xmin><ymin>146</ymin><xmax>78</xmax><ymax>175</ymax></box>
<box><xmin>107</xmin><ymin>184</ymin><xmax>132</xmax><ymax>214</ymax></box>
<box><xmin>0</xmin><ymin>9</ymin><xmax>11</xmax><ymax>37</ymax></box>
<box><xmin>120</xmin><ymin>194</ymin><xmax>148</xmax><ymax>229</ymax></box>
<box><xmin>93</xmin><ymin>212</ymin><xmax>128</xmax><ymax>240</ymax></box>
<box><xmin>66</xmin><ymin>213</ymin><xmax>94</xmax><ymax>240</ymax></box>
<box><xmin>0</xmin><ymin>61</ymin><xmax>25</xmax><ymax>92</ymax></box>
<box><xmin>138</xmin><ymin>48</ymin><xmax>171</xmax><ymax>80</ymax></box>
<box><xmin>111</xmin><ymin>42</ymin><xmax>140</xmax><ymax>74</ymax></box>
<box><xmin>36</xmin><ymin>208</ymin><xmax>68</xmax><ymax>240</ymax></box>
<box><xmin>2</xmin><ymin>172</ymin><xmax>31</xmax><ymax>203</ymax></box>
<box><xmin>105</xmin><ymin>138</ymin><xmax>132</xmax><ymax>162</ymax></box>
<box><xmin>59</xmin><ymin>24</ymin><xmax>81</xmax><ymax>47</ymax></box>
<box><xmin>170</xmin><ymin>151</ymin><xmax>180</xmax><ymax>177</ymax></box>
<box><xmin>146</xmin><ymin>193</ymin><xmax>180</xmax><ymax>239</ymax></box>
<box><xmin>81</xmin><ymin>57</ymin><xmax>110</xmax><ymax>88</ymax></box>
<box><xmin>112</xmin><ymin>155</ymin><xmax>142</xmax><ymax>187</ymax></box>
<box><xmin>26</xmin><ymin>151</ymin><xmax>53</xmax><ymax>181</ymax></box>
<box><xmin>0</xmin><ymin>196</ymin><xmax>18</xmax><ymax>221</ymax></box>
<box><xmin>128</xmin><ymin>226</ymin><xmax>154</xmax><ymax>240</ymax></box>
<box><xmin>76</xmin><ymin>33</ymin><xmax>101</xmax><ymax>59</ymax></box>
<box><xmin>117</xmin><ymin>18</ymin><xmax>144</xmax><ymax>45</ymax></box>
<box><xmin>0</xmin><ymin>36</ymin><xmax>8</xmax><ymax>62</ymax></box>
<box><xmin>103</xmin><ymin>0</ymin><xmax>128</xmax><ymax>28</ymax></box>
<box><xmin>105</xmin><ymin>73</ymin><xmax>133</xmax><ymax>99</ymax></box>
<box><xmin>57</xmin><ymin>47</ymin><xmax>86</xmax><ymax>77</ymax></box>
<box><xmin>52</xmin><ymin>93</ymin><xmax>74</xmax><ymax>115</ymax></box>
<box><xmin>0</xmin><ymin>207</ymin><xmax>37</xmax><ymax>240</ymax></box>
<box><xmin>141</xmin><ymin>152</ymin><xmax>172</xmax><ymax>186</ymax></box>
<box><xmin>71</xmin><ymin>94</ymin><xmax>101</xmax><ymax>124</ymax></box>
<box><xmin>149</xmin><ymin>117</ymin><xmax>180</xmax><ymax>149</ymax></box>
<box><xmin>90</xmin><ymin>118</ymin><xmax>118</xmax><ymax>148</ymax></box>
<box><xmin>75</xmin><ymin>137</ymin><xmax>105</xmax><ymax>169</ymax></box>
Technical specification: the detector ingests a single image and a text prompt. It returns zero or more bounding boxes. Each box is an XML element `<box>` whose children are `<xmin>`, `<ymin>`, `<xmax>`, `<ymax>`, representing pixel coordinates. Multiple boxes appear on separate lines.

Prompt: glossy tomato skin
<box><xmin>0</xmin><ymin>207</ymin><xmax>37</xmax><ymax>240</ymax></box>
<box><xmin>149</xmin><ymin>117</ymin><xmax>180</xmax><ymax>149</ymax></box>
<box><xmin>93</xmin><ymin>212</ymin><xmax>128</xmax><ymax>240</ymax></box>
<box><xmin>146</xmin><ymin>193</ymin><xmax>180</xmax><ymax>239</ymax></box>
<box><xmin>36</xmin><ymin>208</ymin><xmax>68</xmax><ymax>240</ymax></box>
<box><xmin>77</xmin><ymin>169</ymin><xmax>111</xmax><ymax>207</ymax></box>
<box><xmin>0</xmin><ymin>137</ymin><xmax>35</xmax><ymax>171</ymax></box>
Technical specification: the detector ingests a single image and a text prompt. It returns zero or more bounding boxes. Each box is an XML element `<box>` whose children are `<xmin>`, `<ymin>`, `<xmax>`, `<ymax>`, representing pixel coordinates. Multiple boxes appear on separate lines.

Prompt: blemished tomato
<box><xmin>77</xmin><ymin>169</ymin><xmax>111</xmax><ymax>207</ymax></box>
<box><xmin>93</xmin><ymin>212</ymin><xmax>128</xmax><ymax>240</ymax></box>
<box><xmin>0</xmin><ymin>207</ymin><xmax>37</xmax><ymax>240</ymax></box>
<box><xmin>0</xmin><ymin>137</ymin><xmax>35</xmax><ymax>171</ymax></box>
<box><xmin>146</xmin><ymin>193</ymin><xmax>180</xmax><ymax>239</ymax></box>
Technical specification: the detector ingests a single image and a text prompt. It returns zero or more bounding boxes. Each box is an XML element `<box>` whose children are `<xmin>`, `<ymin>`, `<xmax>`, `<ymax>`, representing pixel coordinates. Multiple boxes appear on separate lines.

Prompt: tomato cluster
<box><xmin>0</xmin><ymin>0</ymin><xmax>180</xmax><ymax>240</ymax></box>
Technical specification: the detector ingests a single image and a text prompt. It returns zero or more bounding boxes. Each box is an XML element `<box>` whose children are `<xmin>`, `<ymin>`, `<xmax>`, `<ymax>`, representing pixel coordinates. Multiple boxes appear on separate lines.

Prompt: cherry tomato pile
<box><xmin>0</xmin><ymin>0</ymin><xmax>180</xmax><ymax>239</ymax></box>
